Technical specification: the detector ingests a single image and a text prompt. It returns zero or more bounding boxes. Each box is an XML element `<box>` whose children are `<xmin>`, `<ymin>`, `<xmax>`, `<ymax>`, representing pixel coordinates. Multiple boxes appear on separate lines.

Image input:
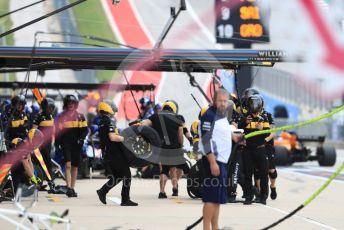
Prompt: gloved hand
<box><xmin>30</xmin><ymin>175</ymin><xmax>42</xmax><ymax>185</ymax></box>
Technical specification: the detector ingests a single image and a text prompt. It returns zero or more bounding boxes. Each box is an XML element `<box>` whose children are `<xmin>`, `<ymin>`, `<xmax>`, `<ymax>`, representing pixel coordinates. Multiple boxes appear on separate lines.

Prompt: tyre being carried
<box><xmin>121</xmin><ymin>125</ymin><xmax>161</xmax><ymax>168</ymax></box>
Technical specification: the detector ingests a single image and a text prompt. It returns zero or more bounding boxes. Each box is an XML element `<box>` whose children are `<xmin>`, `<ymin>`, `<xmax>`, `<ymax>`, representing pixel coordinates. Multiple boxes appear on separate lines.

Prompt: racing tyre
<box><xmin>274</xmin><ymin>146</ymin><xmax>291</xmax><ymax>166</ymax></box>
<box><xmin>317</xmin><ymin>146</ymin><xmax>336</xmax><ymax>166</ymax></box>
<box><xmin>184</xmin><ymin>159</ymin><xmax>192</xmax><ymax>176</ymax></box>
<box><xmin>186</xmin><ymin>160</ymin><xmax>203</xmax><ymax>199</ymax></box>
<box><xmin>121</xmin><ymin>126</ymin><xmax>161</xmax><ymax>168</ymax></box>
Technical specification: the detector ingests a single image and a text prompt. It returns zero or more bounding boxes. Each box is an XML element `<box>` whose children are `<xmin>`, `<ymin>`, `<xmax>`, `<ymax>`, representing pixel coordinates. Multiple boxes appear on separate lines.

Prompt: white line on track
<box><xmin>279</xmin><ymin>168</ymin><xmax>344</xmax><ymax>184</ymax></box>
<box><xmin>262</xmin><ymin>204</ymin><xmax>338</xmax><ymax>230</ymax></box>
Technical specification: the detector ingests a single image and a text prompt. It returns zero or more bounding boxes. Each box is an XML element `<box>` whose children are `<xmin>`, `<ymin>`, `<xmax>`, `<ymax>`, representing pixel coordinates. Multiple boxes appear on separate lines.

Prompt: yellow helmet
<box><xmin>198</xmin><ymin>106</ymin><xmax>209</xmax><ymax>119</ymax></box>
<box><xmin>191</xmin><ymin>120</ymin><xmax>200</xmax><ymax>134</ymax></box>
<box><xmin>162</xmin><ymin>101</ymin><xmax>178</xmax><ymax>113</ymax></box>
<box><xmin>97</xmin><ymin>100</ymin><xmax>118</xmax><ymax>115</ymax></box>
<box><xmin>10</xmin><ymin>138</ymin><xmax>23</xmax><ymax>148</ymax></box>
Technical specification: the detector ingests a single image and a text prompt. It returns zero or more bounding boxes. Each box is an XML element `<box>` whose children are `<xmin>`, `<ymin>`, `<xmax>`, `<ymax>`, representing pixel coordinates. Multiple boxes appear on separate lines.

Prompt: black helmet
<box><xmin>63</xmin><ymin>95</ymin><xmax>79</xmax><ymax>110</ymax></box>
<box><xmin>247</xmin><ymin>94</ymin><xmax>264</xmax><ymax>115</ymax></box>
<box><xmin>241</xmin><ymin>88</ymin><xmax>259</xmax><ymax>109</ymax></box>
<box><xmin>41</xmin><ymin>97</ymin><xmax>56</xmax><ymax>113</ymax></box>
<box><xmin>11</xmin><ymin>94</ymin><xmax>26</xmax><ymax>107</ymax></box>
<box><xmin>139</xmin><ymin>96</ymin><xmax>152</xmax><ymax>107</ymax></box>
<box><xmin>165</xmin><ymin>100</ymin><xmax>179</xmax><ymax>113</ymax></box>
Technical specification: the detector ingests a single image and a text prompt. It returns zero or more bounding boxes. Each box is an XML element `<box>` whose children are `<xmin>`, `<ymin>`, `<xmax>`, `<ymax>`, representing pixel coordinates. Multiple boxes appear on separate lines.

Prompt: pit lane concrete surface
<box><xmin>0</xmin><ymin>149</ymin><xmax>343</xmax><ymax>230</ymax></box>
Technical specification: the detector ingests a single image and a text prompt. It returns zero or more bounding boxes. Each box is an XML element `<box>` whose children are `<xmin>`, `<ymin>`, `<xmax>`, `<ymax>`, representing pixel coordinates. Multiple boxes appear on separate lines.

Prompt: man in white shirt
<box><xmin>199</xmin><ymin>88</ymin><xmax>240</xmax><ymax>230</ymax></box>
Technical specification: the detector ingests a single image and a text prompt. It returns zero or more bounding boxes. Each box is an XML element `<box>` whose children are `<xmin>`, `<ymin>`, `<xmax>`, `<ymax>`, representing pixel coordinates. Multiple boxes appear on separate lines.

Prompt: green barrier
<box><xmin>245</xmin><ymin>105</ymin><xmax>344</xmax><ymax>139</ymax></box>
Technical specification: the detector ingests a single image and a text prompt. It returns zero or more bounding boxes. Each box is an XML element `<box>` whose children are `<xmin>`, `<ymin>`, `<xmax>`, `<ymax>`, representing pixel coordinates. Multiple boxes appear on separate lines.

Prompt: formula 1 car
<box><xmin>274</xmin><ymin>131</ymin><xmax>336</xmax><ymax>166</ymax></box>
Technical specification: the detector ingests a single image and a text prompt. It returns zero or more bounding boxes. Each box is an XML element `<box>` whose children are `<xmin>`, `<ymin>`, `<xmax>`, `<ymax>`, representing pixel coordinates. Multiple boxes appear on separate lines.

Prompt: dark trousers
<box><xmin>11</xmin><ymin>163</ymin><xmax>25</xmax><ymax>193</ymax></box>
<box><xmin>100</xmin><ymin>153</ymin><xmax>131</xmax><ymax>202</ymax></box>
<box><xmin>242</xmin><ymin>146</ymin><xmax>269</xmax><ymax>200</ymax></box>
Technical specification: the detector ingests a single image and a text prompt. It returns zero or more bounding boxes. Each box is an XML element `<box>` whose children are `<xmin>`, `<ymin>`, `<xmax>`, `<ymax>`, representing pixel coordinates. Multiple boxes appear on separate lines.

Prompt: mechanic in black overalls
<box><xmin>165</xmin><ymin>100</ymin><xmax>193</xmax><ymax>195</ymax></box>
<box><xmin>32</xmin><ymin>97</ymin><xmax>56</xmax><ymax>190</ymax></box>
<box><xmin>55</xmin><ymin>95</ymin><xmax>88</xmax><ymax>197</ymax></box>
<box><xmin>141</xmin><ymin>100</ymin><xmax>185</xmax><ymax>198</ymax></box>
<box><xmin>239</xmin><ymin>94</ymin><xmax>270</xmax><ymax>205</ymax></box>
<box><xmin>6</xmin><ymin>95</ymin><xmax>37</xmax><ymax>191</ymax></box>
<box><xmin>96</xmin><ymin>100</ymin><xmax>138</xmax><ymax>206</ymax></box>
<box><xmin>257</xmin><ymin>109</ymin><xmax>277</xmax><ymax>200</ymax></box>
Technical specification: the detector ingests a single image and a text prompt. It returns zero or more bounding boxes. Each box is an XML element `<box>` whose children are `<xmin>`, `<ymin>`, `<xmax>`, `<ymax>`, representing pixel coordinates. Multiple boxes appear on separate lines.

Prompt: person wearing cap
<box><xmin>141</xmin><ymin>100</ymin><xmax>185</xmax><ymax>198</ymax></box>
<box><xmin>96</xmin><ymin>100</ymin><xmax>138</xmax><ymax>206</ymax></box>
<box><xmin>55</xmin><ymin>95</ymin><xmax>88</xmax><ymax>198</ymax></box>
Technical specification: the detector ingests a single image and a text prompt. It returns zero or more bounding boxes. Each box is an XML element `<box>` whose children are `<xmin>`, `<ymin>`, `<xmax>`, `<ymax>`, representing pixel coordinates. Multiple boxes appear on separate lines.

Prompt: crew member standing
<box><xmin>32</xmin><ymin>97</ymin><xmax>56</xmax><ymax>189</ymax></box>
<box><xmin>262</xmin><ymin>110</ymin><xmax>277</xmax><ymax>200</ymax></box>
<box><xmin>96</xmin><ymin>100</ymin><xmax>138</xmax><ymax>206</ymax></box>
<box><xmin>166</xmin><ymin>99</ymin><xmax>193</xmax><ymax>196</ymax></box>
<box><xmin>199</xmin><ymin>89</ymin><xmax>239</xmax><ymax>230</ymax></box>
<box><xmin>55</xmin><ymin>95</ymin><xmax>88</xmax><ymax>197</ymax></box>
<box><xmin>239</xmin><ymin>94</ymin><xmax>270</xmax><ymax>205</ymax></box>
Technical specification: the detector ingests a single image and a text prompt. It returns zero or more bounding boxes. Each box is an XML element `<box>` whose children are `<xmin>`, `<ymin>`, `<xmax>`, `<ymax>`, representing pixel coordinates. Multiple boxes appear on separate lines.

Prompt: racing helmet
<box><xmin>198</xmin><ymin>106</ymin><xmax>209</xmax><ymax>119</ymax></box>
<box><xmin>63</xmin><ymin>95</ymin><xmax>79</xmax><ymax>110</ymax></box>
<box><xmin>139</xmin><ymin>96</ymin><xmax>152</xmax><ymax>109</ymax></box>
<box><xmin>11</xmin><ymin>94</ymin><xmax>26</xmax><ymax>108</ymax></box>
<box><xmin>31</xmin><ymin>104</ymin><xmax>40</xmax><ymax>114</ymax></box>
<box><xmin>165</xmin><ymin>100</ymin><xmax>179</xmax><ymax>113</ymax></box>
<box><xmin>41</xmin><ymin>97</ymin><xmax>56</xmax><ymax>113</ymax></box>
<box><xmin>97</xmin><ymin>100</ymin><xmax>118</xmax><ymax>115</ymax></box>
<box><xmin>247</xmin><ymin>94</ymin><xmax>264</xmax><ymax>115</ymax></box>
<box><xmin>241</xmin><ymin>88</ymin><xmax>260</xmax><ymax>109</ymax></box>
<box><xmin>162</xmin><ymin>100</ymin><xmax>178</xmax><ymax>113</ymax></box>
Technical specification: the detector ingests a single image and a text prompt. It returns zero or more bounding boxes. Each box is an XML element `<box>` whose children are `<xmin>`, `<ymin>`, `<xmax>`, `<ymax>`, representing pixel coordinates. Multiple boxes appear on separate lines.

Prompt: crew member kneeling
<box><xmin>96</xmin><ymin>100</ymin><xmax>138</xmax><ymax>206</ymax></box>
